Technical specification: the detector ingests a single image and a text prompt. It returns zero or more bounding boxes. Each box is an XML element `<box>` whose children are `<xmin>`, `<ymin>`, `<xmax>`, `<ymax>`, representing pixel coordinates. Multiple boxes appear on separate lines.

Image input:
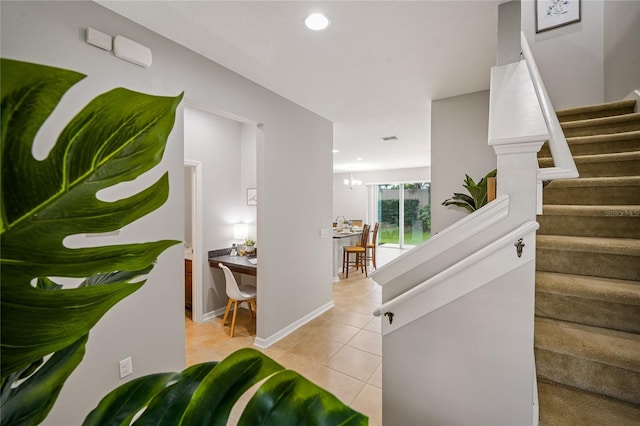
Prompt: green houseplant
<box><xmin>0</xmin><ymin>58</ymin><xmax>366</xmax><ymax>425</ymax></box>
<box><xmin>442</xmin><ymin>169</ymin><xmax>497</xmax><ymax>213</ymax></box>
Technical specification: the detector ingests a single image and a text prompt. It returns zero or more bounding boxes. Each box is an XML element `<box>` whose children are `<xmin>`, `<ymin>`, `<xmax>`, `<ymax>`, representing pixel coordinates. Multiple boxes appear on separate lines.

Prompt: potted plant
<box><xmin>244</xmin><ymin>238</ymin><xmax>256</xmax><ymax>254</ymax></box>
<box><xmin>442</xmin><ymin>169</ymin><xmax>497</xmax><ymax>213</ymax></box>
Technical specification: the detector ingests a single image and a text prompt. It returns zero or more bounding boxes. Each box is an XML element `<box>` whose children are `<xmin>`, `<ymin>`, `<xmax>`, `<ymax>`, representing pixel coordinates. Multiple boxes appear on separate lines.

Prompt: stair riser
<box><xmin>562</xmin><ymin>120</ymin><xmax>640</xmax><ymax>138</ymax></box>
<box><xmin>543</xmin><ymin>186</ymin><xmax>640</xmax><ymax>205</ymax></box>
<box><xmin>539</xmin><ymin>138</ymin><xmax>640</xmax><ymax>157</ymax></box>
<box><xmin>535</xmin><ymin>292</ymin><xmax>640</xmax><ymax>333</ymax></box>
<box><xmin>535</xmin><ymin>350</ymin><xmax>640</xmax><ymax>405</ymax></box>
<box><xmin>536</xmin><ymin>249</ymin><xmax>640</xmax><ymax>281</ymax></box>
<box><xmin>539</xmin><ymin>158</ymin><xmax>640</xmax><ymax>178</ymax></box>
<box><xmin>557</xmin><ymin>106</ymin><xmax>636</xmax><ymax>123</ymax></box>
<box><xmin>575</xmin><ymin>160</ymin><xmax>640</xmax><ymax>178</ymax></box>
<box><xmin>537</xmin><ymin>215</ymin><xmax>640</xmax><ymax>238</ymax></box>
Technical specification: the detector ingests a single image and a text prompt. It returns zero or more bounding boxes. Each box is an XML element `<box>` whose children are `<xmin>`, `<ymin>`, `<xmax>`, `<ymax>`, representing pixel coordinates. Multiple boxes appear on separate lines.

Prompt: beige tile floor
<box><xmin>184</xmin><ymin>246</ymin><xmax>410</xmax><ymax>425</ymax></box>
<box><xmin>184</xmin><ymin>273</ymin><xmax>380</xmax><ymax>424</ymax></box>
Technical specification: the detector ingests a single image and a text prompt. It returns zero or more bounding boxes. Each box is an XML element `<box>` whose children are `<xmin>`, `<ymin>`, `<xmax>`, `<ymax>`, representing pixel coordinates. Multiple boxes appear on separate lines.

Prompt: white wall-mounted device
<box><xmin>86</xmin><ymin>27</ymin><xmax>112</xmax><ymax>51</ymax></box>
<box><xmin>113</xmin><ymin>35</ymin><xmax>152</xmax><ymax>68</ymax></box>
<box><xmin>85</xmin><ymin>27</ymin><xmax>152</xmax><ymax>68</ymax></box>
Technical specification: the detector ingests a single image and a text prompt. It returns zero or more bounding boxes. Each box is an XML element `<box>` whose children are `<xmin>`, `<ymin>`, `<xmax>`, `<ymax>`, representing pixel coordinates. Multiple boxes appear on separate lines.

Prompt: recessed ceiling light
<box><xmin>356</xmin><ymin>157</ymin><xmax>363</xmax><ymax>161</ymax></box>
<box><xmin>305</xmin><ymin>13</ymin><xmax>330</xmax><ymax>31</ymax></box>
<box><xmin>332</xmin><ymin>149</ymin><xmax>339</xmax><ymax>153</ymax></box>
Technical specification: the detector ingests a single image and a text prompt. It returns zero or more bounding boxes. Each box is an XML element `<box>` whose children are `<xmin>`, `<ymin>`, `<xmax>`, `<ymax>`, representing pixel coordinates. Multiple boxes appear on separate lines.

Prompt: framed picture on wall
<box><xmin>247</xmin><ymin>188</ymin><xmax>257</xmax><ymax>206</ymax></box>
<box><xmin>536</xmin><ymin>0</ymin><xmax>581</xmax><ymax>33</ymax></box>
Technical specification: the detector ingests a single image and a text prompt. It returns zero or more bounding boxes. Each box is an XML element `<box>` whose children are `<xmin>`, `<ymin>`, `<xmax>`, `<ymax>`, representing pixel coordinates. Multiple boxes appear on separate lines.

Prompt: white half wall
<box><xmin>431</xmin><ymin>90</ymin><xmax>496</xmax><ymax>234</ymax></box>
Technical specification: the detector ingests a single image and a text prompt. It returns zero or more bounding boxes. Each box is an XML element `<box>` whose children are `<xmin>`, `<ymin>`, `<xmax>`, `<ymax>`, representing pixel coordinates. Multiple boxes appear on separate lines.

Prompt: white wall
<box><xmin>431</xmin><ymin>90</ymin><xmax>496</xmax><ymax>233</ymax></box>
<box><xmin>603</xmin><ymin>0</ymin><xmax>640</xmax><ymax>102</ymax></box>
<box><xmin>1</xmin><ymin>1</ymin><xmax>333</xmax><ymax>424</ymax></box>
<box><xmin>333</xmin><ymin>167</ymin><xmax>430</xmax><ymax>223</ymax></box>
<box><xmin>521</xmin><ymin>0</ymin><xmax>604</xmax><ymax>109</ymax></box>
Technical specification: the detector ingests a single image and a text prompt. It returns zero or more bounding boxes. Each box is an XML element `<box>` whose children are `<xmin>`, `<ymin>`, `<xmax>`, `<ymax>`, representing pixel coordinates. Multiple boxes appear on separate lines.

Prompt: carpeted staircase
<box><xmin>535</xmin><ymin>98</ymin><xmax>640</xmax><ymax>424</ymax></box>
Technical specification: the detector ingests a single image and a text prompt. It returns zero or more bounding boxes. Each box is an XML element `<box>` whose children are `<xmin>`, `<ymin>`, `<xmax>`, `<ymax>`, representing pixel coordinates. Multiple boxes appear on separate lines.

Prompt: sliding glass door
<box><xmin>377</xmin><ymin>182</ymin><xmax>430</xmax><ymax>249</ymax></box>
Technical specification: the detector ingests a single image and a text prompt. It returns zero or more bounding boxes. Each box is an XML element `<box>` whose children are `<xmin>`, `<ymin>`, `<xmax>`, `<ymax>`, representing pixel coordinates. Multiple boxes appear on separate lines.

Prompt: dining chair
<box><xmin>342</xmin><ymin>224</ymin><xmax>370</xmax><ymax>278</ymax></box>
<box><xmin>219</xmin><ymin>263</ymin><xmax>257</xmax><ymax>337</ymax></box>
<box><xmin>366</xmin><ymin>222</ymin><xmax>379</xmax><ymax>269</ymax></box>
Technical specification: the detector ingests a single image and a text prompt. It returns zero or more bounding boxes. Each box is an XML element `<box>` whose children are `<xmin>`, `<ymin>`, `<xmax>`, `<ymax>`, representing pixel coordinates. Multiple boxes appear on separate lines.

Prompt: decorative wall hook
<box><xmin>515</xmin><ymin>238</ymin><xmax>525</xmax><ymax>258</ymax></box>
<box><xmin>384</xmin><ymin>312</ymin><xmax>394</xmax><ymax>325</ymax></box>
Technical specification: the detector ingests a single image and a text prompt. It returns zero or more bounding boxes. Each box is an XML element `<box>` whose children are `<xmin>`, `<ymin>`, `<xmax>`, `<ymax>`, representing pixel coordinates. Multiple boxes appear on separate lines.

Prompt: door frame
<box><xmin>184</xmin><ymin>160</ymin><xmax>203</xmax><ymax>323</ymax></box>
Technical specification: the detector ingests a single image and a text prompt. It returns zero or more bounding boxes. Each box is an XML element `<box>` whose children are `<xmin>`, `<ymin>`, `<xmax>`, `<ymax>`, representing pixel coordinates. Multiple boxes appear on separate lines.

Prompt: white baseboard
<box><xmin>624</xmin><ymin>89</ymin><xmax>640</xmax><ymax>112</ymax></box>
<box><xmin>202</xmin><ymin>306</ymin><xmax>227</xmax><ymax>322</ymax></box>
<box><xmin>253</xmin><ymin>301</ymin><xmax>335</xmax><ymax>349</ymax></box>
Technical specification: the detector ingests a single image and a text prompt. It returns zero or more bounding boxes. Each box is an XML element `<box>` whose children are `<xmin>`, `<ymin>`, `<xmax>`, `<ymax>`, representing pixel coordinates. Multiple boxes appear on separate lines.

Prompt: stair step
<box><xmin>536</xmin><ymin>271</ymin><xmax>640</xmax><ymax>333</ymax></box>
<box><xmin>537</xmin><ymin>205</ymin><xmax>640</xmax><ymax>238</ymax></box>
<box><xmin>543</xmin><ymin>176</ymin><xmax>640</xmax><ymax>205</ymax></box>
<box><xmin>556</xmin><ymin>99</ymin><xmax>637</xmax><ymax>122</ymax></box>
<box><xmin>560</xmin><ymin>112</ymin><xmax>640</xmax><ymax>138</ymax></box>
<box><xmin>539</xmin><ymin>150</ymin><xmax>640</xmax><ymax>178</ymax></box>
<box><xmin>536</xmin><ymin>235</ymin><xmax>640</xmax><ymax>281</ymax></box>
<box><xmin>539</xmin><ymin>130</ymin><xmax>640</xmax><ymax>157</ymax></box>
<box><xmin>537</xmin><ymin>380</ymin><xmax>640</xmax><ymax>426</ymax></box>
<box><xmin>534</xmin><ymin>317</ymin><xmax>640</xmax><ymax>404</ymax></box>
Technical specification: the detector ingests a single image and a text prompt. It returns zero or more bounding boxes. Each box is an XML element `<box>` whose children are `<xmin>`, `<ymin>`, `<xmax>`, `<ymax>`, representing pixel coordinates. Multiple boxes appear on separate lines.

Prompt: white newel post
<box><xmin>488</xmin><ymin>60</ymin><xmax>549</xmax><ymax>225</ymax></box>
<box><xmin>488</xmin><ymin>59</ymin><xmax>549</xmax><ymax>425</ymax></box>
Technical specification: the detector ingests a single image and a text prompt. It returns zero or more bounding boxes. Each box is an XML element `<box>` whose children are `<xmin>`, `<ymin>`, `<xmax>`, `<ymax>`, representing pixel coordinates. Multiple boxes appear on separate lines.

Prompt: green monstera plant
<box><xmin>0</xmin><ymin>59</ymin><xmax>366</xmax><ymax>425</ymax></box>
<box><xmin>442</xmin><ymin>169</ymin><xmax>497</xmax><ymax>213</ymax></box>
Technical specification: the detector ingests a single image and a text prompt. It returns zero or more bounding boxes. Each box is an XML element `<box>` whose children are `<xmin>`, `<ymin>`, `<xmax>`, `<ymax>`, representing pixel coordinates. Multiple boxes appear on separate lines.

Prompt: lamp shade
<box><xmin>233</xmin><ymin>223</ymin><xmax>248</xmax><ymax>240</ymax></box>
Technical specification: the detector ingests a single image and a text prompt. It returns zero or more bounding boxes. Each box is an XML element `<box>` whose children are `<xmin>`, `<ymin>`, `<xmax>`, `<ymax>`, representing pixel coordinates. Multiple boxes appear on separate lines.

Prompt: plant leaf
<box><xmin>181</xmin><ymin>348</ymin><xmax>285</xmax><ymax>426</ymax></box>
<box><xmin>83</xmin><ymin>349</ymin><xmax>366</xmax><ymax>426</ymax></box>
<box><xmin>238</xmin><ymin>369</ymin><xmax>368</xmax><ymax>426</ymax></box>
<box><xmin>1</xmin><ymin>58</ymin><xmax>182</xmax><ymax>382</ymax></box>
<box><xmin>83</xmin><ymin>370</ymin><xmax>189</xmax><ymax>426</ymax></box>
<box><xmin>1</xmin><ymin>335</ymin><xmax>88</xmax><ymax>426</ymax></box>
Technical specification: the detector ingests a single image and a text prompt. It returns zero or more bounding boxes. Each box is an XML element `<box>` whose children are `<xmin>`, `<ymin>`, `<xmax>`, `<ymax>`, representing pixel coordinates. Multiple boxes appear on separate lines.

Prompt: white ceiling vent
<box><xmin>380</xmin><ymin>136</ymin><xmax>399</xmax><ymax>142</ymax></box>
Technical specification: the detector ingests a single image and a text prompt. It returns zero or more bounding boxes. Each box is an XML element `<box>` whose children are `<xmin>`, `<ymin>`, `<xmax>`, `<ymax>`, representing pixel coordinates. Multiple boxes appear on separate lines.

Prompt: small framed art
<box><xmin>536</xmin><ymin>0</ymin><xmax>581</xmax><ymax>33</ymax></box>
<box><xmin>247</xmin><ymin>188</ymin><xmax>257</xmax><ymax>206</ymax></box>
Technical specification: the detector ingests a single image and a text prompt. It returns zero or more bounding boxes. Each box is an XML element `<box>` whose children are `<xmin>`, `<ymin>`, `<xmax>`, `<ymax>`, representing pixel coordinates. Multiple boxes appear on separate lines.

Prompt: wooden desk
<box><xmin>209</xmin><ymin>254</ymin><xmax>257</xmax><ymax>276</ymax></box>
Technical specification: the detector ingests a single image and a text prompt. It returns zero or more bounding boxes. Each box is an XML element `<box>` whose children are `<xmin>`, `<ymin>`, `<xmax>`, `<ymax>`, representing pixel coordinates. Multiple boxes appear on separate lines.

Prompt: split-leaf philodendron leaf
<box><xmin>0</xmin><ymin>58</ymin><xmax>182</xmax><ymax>423</ymax></box>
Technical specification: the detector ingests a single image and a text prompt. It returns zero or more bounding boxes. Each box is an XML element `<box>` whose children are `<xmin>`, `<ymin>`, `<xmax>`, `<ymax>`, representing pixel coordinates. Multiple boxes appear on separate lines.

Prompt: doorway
<box><xmin>184</xmin><ymin>161</ymin><xmax>203</xmax><ymax>323</ymax></box>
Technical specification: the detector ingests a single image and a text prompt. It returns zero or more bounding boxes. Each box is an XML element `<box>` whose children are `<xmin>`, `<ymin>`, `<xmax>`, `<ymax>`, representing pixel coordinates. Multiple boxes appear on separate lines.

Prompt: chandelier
<box><xmin>343</xmin><ymin>173</ymin><xmax>362</xmax><ymax>189</ymax></box>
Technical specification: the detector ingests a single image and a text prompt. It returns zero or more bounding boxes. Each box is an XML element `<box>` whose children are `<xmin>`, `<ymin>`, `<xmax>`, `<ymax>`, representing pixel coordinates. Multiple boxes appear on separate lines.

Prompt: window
<box><xmin>377</xmin><ymin>182</ymin><xmax>430</xmax><ymax>248</ymax></box>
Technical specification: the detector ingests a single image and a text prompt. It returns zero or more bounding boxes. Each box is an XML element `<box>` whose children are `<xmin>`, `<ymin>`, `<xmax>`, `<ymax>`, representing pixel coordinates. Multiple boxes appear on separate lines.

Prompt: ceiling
<box><xmin>95</xmin><ymin>1</ymin><xmax>501</xmax><ymax>173</ymax></box>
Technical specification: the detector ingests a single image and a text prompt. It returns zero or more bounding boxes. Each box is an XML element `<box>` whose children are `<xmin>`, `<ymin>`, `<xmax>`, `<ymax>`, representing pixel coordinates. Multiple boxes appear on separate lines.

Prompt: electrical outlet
<box><xmin>119</xmin><ymin>357</ymin><xmax>133</xmax><ymax>379</ymax></box>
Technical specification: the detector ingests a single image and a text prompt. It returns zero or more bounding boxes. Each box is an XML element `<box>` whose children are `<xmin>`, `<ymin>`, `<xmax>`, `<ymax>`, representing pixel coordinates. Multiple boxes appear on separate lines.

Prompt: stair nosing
<box><xmin>556</xmin><ymin>99</ymin><xmax>637</xmax><ymax>117</ymax></box>
<box><xmin>539</xmin><ymin>150</ymin><xmax>640</xmax><ymax>165</ymax></box>
<box><xmin>535</xmin><ymin>317</ymin><xmax>640</xmax><ymax>371</ymax></box>
<box><xmin>540</xmin><ymin>204</ymin><xmax>640</xmax><ymax>216</ymax></box>
<box><xmin>536</xmin><ymin>271</ymin><xmax>640</xmax><ymax>305</ymax></box>
<box><xmin>537</xmin><ymin>235</ymin><xmax>640</xmax><ymax>256</ymax></box>
<box><xmin>560</xmin><ymin>112</ymin><xmax>640</xmax><ymax>128</ymax></box>
<box><xmin>546</xmin><ymin>176</ymin><xmax>640</xmax><ymax>187</ymax></box>
<box><xmin>565</xmin><ymin>129</ymin><xmax>640</xmax><ymax>144</ymax></box>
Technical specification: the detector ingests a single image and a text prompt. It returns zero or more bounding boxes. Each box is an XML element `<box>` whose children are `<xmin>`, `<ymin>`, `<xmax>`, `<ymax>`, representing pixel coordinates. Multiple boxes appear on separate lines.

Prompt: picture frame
<box><xmin>536</xmin><ymin>0</ymin><xmax>581</xmax><ymax>33</ymax></box>
<box><xmin>247</xmin><ymin>188</ymin><xmax>257</xmax><ymax>206</ymax></box>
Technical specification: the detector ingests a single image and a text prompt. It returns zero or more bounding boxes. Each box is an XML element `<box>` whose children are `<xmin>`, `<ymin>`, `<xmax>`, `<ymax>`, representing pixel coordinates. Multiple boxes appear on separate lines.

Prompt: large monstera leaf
<box><xmin>0</xmin><ymin>58</ymin><xmax>182</xmax><ymax>423</ymax></box>
<box><xmin>84</xmin><ymin>348</ymin><xmax>367</xmax><ymax>426</ymax></box>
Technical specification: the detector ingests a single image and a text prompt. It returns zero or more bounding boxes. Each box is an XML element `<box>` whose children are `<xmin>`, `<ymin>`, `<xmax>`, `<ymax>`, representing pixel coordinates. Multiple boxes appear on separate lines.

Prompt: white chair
<box><xmin>219</xmin><ymin>263</ymin><xmax>257</xmax><ymax>337</ymax></box>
